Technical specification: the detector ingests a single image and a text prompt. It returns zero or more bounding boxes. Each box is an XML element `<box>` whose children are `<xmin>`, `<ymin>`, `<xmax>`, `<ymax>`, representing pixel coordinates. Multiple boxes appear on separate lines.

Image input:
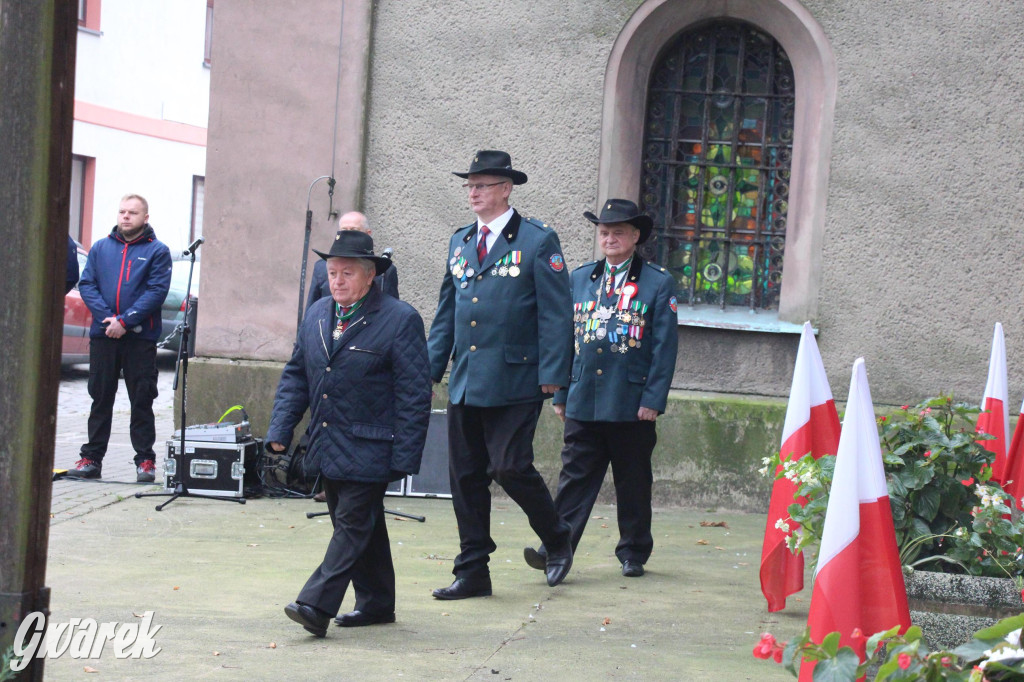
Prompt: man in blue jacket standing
<box><xmin>69</xmin><ymin>194</ymin><xmax>172</xmax><ymax>482</ymax></box>
<box><xmin>267</xmin><ymin>230</ymin><xmax>431</xmax><ymax>637</ymax></box>
<box><xmin>428</xmin><ymin>150</ymin><xmax>575</xmax><ymax>598</ymax></box>
<box><xmin>524</xmin><ymin>199</ymin><xmax>678</xmax><ymax>578</ymax></box>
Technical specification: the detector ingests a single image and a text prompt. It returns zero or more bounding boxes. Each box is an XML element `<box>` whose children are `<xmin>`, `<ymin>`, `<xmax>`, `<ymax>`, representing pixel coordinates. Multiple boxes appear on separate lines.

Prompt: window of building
<box><xmin>639</xmin><ymin>21</ymin><xmax>794</xmax><ymax>312</ymax></box>
<box><xmin>191</xmin><ymin>175</ymin><xmax>205</xmax><ymax>246</ymax></box>
<box><xmin>69</xmin><ymin>155</ymin><xmax>95</xmax><ymax>246</ymax></box>
<box><xmin>78</xmin><ymin>0</ymin><xmax>101</xmax><ymax>32</ymax></box>
<box><xmin>204</xmin><ymin>0</ymin><xmax>214</xmax><ymax>66</ymax></box>
<box><xmin>597</xmin><ymin>0</ymin><xmax>836</xmax><ymax>330</ymax></box>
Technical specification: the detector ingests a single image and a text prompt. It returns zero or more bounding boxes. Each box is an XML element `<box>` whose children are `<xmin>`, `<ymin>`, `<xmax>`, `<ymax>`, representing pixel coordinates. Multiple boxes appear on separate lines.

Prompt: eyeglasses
<box><xmin>462</xmin><ymin>182</ymin><xmax>507</xmax><ymax>192</ymax></box>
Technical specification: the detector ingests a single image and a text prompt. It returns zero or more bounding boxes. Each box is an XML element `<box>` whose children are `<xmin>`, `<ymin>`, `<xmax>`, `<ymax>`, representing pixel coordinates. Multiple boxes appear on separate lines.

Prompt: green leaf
<box><xmin>972</xmin><ymin>613</ymin><xmax>1024</xmax><ymax>640</ymax></box>
<box><xmin>888</xmin><ymin>473</ymin><xmax>909</xmax><ymax>498</ymax></box>
<box><xmin>811</xmin><ymin>648</ymin><xmax>860</xmax><ymax>681</ymax></box>
<box><xmin>820</xmin><ymin>631</ymin><xmax>841</xmax><ymax>656</ymax></box>
<box><xmin>912</xmin><ymin>487</ymin><xmax>942</xmax><ymax>522</ymax></box>
<box><xmin>781</xmin><ymin>638</ymin><xmax>802</xmax><ymax>675</ymax></box>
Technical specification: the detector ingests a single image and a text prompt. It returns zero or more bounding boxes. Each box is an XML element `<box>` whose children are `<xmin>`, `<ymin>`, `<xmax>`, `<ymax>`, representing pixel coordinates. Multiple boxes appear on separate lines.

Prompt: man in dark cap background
<box><xmin>428</xmin><ymin>150</ymin><xmax>575</xmax><ymax>599</ymax></box>
<box><xmin>267</xmin><ymin>230</ymin><xmax>431</xmax><ymax>637</ymax></box>
<box><xmin>305</xmin><ymin>210</ymin><xmax>399</xmax><ymax>310</ymax></box>
<box><xmin>524</xmin><ymin>199</ymin><xmax>679</xmax><ymax>578</ymax></box>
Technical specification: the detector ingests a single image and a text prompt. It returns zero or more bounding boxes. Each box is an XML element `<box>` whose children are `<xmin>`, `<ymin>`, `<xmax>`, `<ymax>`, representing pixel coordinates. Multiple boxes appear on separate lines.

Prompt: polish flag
<box><xmin>760</xmin><ymin>322</ymin><xmax>840</xmax><ymax>612</ymax></box>
<box><xmin>978</xmin><ymin>323</ymin><xmax>1010</xmax><ymax>484</ymax></box>
<box><xmin>799</xmin><ymin>359</ymin><xmax>911</xmax><ymax>681</ymax></box>
<box><xmin>1003</xmin><ymin>396</ymin><xmax>1024</xmax><ymax>511</ymax></box>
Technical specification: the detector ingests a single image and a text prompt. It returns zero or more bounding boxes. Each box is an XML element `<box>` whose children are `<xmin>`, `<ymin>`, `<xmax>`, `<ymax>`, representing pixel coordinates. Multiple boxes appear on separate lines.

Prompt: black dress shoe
<box><xmin>523</xmin><ymin>546</ymin><xmax>547</xmax><ymax>571</ymax></box>
<box><xmin>431</xmin><ymin>577</ymin><xmax>492</xmax><ymax>600</ymax></box>
<box><xmin>621</xmin><ymin>560</ymin><xmax>645</xmax><ymax>577</ymax></box>
<box><xmin>284</xmin><ymin>601</ymin><xmax>330</xmax><ymax>637</ymax></box>
<box><xmin>334</xmin><ymin>610</ymin><xmax>396</xmax><ymax>627</ymax></box>
<box><xmin>545</xmin><ymin>543</ymin><xmax>573</xmax><ymax>587</ymax></box>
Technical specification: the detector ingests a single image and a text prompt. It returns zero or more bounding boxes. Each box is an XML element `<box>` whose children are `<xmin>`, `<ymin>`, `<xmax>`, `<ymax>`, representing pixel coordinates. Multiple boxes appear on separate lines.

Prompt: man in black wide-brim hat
<box><xmin>428</xmin><ymin>150</ymin><xmax>575</xmax><ymax>598</ymax></box>
<box><xmin>266</xmin><ymin>230</ymin><xmax>431</xmax><ymax>637</ymax></box>
<box><xmin>524</xmin><ymin>198</ymin><xmax>678</xmax><ymax>579</ymax></box>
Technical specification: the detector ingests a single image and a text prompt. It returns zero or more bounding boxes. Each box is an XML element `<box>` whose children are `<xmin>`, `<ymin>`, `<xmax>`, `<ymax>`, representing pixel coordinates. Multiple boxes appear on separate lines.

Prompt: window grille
<box><xmin>639</xmin><ymin>21</ymin><xmax>795</xmax><ymax>311</ymax></box>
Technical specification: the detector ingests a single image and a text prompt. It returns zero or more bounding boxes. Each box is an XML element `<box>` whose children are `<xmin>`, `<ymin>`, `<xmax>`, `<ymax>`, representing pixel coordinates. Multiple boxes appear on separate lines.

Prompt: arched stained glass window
<box><xmin>639</xmin><ymin>21</ymin><xmax>795</xmax><ymax>311</ymax></box>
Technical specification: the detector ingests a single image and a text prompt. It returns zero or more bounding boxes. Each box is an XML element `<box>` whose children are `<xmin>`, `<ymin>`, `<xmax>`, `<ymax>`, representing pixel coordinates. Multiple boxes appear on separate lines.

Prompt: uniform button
<box><xmin>322</xmin><ymin>394</ymin><xmax>328</xmax><ymax>399</ymax></box>
<box><xmin>471</xmin><ymin>321</ymin><xmax>477</xmax><ymax>327</ymax></box>
<box><xmin>597</xmin><ymin>348</ymin><xmax>603</xmax><ymax>354</ymax></box>
<box><xmin>470</xmin><ymin>345</ymin><xmax>477</xmax><ymax>352</ymax></box>
<box><xmin>596</xmin><ymin>369</ymin><xmax>603</xmax><ymax>376</ymax></box>
<box><xmin>476</xmin><ymin>275</ymin><xmax>483</xmax><ymax>281</ymax></box>
<box><xmin>325</xmin><ymin>367</ymin><xmax>331</xmax><ymax>372</ymax></box>
<box><xmin>523</xmin><ymin>356</ymin><xmax>528</xmax><ymax>361</ymax></box>
<box><xmin>322</xmin><ymin>421</ymin><xmax>328</xmax><ymax>427</ymax></box>
<box><xmin>472</xmin><ymin>297</ymin><xmax>479</xmax><ymax>303</ymax></box>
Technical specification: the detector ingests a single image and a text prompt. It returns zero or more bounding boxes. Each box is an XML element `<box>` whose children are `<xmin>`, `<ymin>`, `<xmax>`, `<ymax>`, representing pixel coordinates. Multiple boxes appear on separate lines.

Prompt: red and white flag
<box><xmin>978</xmin><ymin>323</ymin><xmax>1010</xmax><ymax>484</ymax></box>
<box><xmin>760</xmin><ymin>322</ymin><xmax>840</xmax><ymax>612</ymax></box>
<box><xmin>1003</xmin><ymin>395</ymin><xmax>1024</xmax><ymax>511</ymax></box>
<box><xmin>799</xmin><ymin>358</ymin><xmax>910</xmax><ymax>681</ymax></box>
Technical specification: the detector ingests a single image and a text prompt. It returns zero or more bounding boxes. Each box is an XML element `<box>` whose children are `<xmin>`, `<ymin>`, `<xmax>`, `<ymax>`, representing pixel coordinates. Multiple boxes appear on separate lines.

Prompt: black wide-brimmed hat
<box><xmin>583</xmin><ymin>199</ymin><xmax>654</xmax><ymax>244</ymax></box>
<box><xmin>452</xmin><ymin>150</ymin><xmax>528</xmax><ymax>185</ymax></box>
<box><xmin>313</xmin><ymin>230</ymin><xmax>392</xmax><ymax>276</ymax></box>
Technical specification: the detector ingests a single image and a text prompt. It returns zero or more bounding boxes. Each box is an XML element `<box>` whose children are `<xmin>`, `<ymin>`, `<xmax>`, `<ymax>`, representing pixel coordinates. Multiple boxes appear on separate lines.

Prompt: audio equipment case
<box><xmin>164</xmin><ymin>438</ymin><xmax>261</xmax><ymax>498</ymax></box>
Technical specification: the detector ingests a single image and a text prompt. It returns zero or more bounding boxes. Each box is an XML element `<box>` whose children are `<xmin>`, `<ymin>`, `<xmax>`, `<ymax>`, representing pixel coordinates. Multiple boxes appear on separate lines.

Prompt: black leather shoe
<box><xmin>284</xmin><ymin>601</ymin><xmax>330</xmax><ymax>637</ymax></box>
<box><xmin>334</xmin><ymin>610</ymin><xmax>396</xmax><ymax>627</ymax></box>
<box><xmin>545</xmin><ymin>543</ymin><xmax>573</xmax><ymax>587</ymax></box>
<box><xmin>66</xmin><ymin>458</ymin><xmax>102</xmax><ymax>479</ymax></box>
<box><xmin>622</xmin><ymin>560</ymin><xmax>645</xmax><ymax>577</ymax></box>
<box><xmin>523</xmin><ymin>546</ymin><xmax>547</xmax><ymax>571</ymax></box>
<box><xmin>431</xmin><ymin>577</ymin><xmax>492</xmax><ymax>600</ymax></box>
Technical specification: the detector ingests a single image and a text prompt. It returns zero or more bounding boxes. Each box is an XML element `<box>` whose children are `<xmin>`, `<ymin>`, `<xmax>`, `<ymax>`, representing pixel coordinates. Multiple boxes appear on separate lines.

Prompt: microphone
<box><xmin>381</xmin><ymin>247</ymin><xmax>394</xmax><ymax>260</ymax></box>
<box><xmin>183</xmin><ymin>237</ymin><xmax>205</xmax><ymax>255</ymax></box>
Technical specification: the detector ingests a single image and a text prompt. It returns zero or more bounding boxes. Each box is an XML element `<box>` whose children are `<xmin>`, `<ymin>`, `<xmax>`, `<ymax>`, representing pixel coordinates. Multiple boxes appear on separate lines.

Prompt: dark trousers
<box><xmin>447</xmin><ymin>401</ymin><xmax>570</xmax><ymax>579</ymax></box>
<box><xmin>81</xmin><ymin>336</ymin><xmax>158</xmax><ymax>465</ymax></box>
<box><xmin>297</xmin><ymin>479</ymin><xmax>394</xmax><ymax>616</ymax></box>
<box><xmin>554</xmin><ymin>417</ymin><xmax>657</xmax><ymax>564</ymax></box>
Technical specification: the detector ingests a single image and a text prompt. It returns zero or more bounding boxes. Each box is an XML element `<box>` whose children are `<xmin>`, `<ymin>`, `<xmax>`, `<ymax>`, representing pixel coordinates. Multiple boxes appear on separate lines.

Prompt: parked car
<box><xmin>62</xmin><ymin>246</ymin><xmax>200</xmax><ymax>364</ymax></box>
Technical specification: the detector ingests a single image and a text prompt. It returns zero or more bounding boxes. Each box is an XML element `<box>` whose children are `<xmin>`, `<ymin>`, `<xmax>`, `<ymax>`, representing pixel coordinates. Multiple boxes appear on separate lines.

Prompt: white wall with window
<box><xmin>72</xmin><ymin>0</ymin><xmax>210</xmax><ymax>254</ymax></box>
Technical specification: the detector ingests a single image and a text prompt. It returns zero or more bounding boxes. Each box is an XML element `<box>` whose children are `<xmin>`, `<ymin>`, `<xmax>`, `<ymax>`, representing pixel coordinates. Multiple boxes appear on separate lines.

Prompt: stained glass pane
<box><xmin>639</xmin><ymin>21</ymin><xmax>795</xmax><ymax>312</ymax></box>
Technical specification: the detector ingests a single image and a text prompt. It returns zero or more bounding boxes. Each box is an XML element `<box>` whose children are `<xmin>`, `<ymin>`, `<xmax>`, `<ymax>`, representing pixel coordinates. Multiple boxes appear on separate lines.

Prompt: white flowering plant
<box><xmin>763</xmin><ymin>396</ymin><xmax>1024</xmax><ymax>580</ymax></box>
<box><xmin>755</xmin><ymin>613</ymin><xmax>1024</xmax><ymax>681</ymax></box>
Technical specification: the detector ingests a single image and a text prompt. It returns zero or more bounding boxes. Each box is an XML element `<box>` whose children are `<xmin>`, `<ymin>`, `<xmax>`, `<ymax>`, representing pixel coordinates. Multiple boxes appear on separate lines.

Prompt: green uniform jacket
<box><xmin>428</xmin><ymin>210</ymin><xmax>573</xmax><ymax>407</ymax></box>
<box><xmin>554</xmin><ymin>257</ymin><xmax>679</xmax><ymax>422</ymax></box>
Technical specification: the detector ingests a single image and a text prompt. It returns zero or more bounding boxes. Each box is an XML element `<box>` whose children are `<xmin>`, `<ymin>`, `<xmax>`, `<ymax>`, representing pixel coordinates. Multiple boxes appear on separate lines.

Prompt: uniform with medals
<box><xmin>525</xmin><ymin>199</ymin><xmax>678</xmax><ymax>578</ymax></box>
<box><xmin>428</xmin><ymin>151</ymin><xmax>575</xmax><ymax>598</ymax></box>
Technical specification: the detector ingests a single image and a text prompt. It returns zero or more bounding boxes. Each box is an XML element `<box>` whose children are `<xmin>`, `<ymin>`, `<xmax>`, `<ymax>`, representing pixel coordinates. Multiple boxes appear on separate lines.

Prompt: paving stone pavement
<box><xmin>51</xmin><ymin>353</ymin><xmax>178</xmax><ymax>522</ymax></box>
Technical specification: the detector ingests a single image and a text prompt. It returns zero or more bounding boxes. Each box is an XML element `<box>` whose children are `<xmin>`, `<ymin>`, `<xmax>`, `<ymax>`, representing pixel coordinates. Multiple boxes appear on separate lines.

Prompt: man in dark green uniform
<box><xmin>524</xmin><ymin>199</ymin><xmax>678</xmax><ymax>577</ymax></box>
<box><xmin>428</xmin><ymin>150</ymin><xmax>575</xmax><ymax>598</ymax></box>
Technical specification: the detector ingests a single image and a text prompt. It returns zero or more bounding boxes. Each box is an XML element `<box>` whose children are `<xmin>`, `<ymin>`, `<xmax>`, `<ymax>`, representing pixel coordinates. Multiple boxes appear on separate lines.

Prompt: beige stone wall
<box><xmin>362</xmin><ymin>0</ymin><xmax>1024</xmax><ymax>405</ymax></box>
<box><xmin>199</xmin><ymin>0</ymin><xmax>1024</xmax><ymax>409</ymax></box>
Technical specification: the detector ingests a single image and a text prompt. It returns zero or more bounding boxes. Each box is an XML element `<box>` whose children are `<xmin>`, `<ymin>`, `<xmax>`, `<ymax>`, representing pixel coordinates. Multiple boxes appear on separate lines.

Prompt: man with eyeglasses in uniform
<box><xmin>428</xmin><ymin>150</ymin><xmax>575</xmax><ymax>599</ymax></box>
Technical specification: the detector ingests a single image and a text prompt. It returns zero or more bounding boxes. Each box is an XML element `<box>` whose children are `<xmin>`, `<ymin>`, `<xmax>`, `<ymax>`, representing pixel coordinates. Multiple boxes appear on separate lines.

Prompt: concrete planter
<box><xmin>904</xmin><ymin>569</ymin><xmax>1023</xmax><ymax>649</ymax></box>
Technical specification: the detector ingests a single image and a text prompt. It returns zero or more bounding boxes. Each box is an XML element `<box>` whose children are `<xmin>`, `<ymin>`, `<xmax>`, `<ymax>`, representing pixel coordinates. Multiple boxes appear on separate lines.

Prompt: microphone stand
<box><xmin>297</xmin><ymin>175</ymin><xmax>334</xmax><ymax>339</ymax></box>
<box><xmin>136</xmin><ymin>240</ymin><xmax>245</xmax><ymax>510</ymax></box>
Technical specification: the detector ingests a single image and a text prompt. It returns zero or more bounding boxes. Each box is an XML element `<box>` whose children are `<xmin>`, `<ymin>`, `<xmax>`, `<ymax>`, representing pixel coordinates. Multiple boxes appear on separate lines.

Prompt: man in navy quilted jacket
<box><xmin>267</xmin><ymin>230</ymin><xmax>431</xmax><ymax>637</ymax></box>
<box><xmin>69</xmin><ymin>194</ymin><xmax>172</xmax><ymax>483</ymax></box>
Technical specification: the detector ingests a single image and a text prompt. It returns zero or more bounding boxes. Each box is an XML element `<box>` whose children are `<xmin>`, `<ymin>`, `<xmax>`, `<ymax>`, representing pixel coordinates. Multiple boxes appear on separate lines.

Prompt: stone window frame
<box><xmin>598</xmin><ymin>0</ymin><xmax>836</xmax><ymax>332</ymax></box>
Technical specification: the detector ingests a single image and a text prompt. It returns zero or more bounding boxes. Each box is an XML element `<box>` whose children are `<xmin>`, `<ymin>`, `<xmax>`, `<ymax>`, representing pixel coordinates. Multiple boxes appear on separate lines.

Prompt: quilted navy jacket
<box><xmin>266</xmin><ymin>283</ymin><xmax>431</xmax><ymax>482</ymax></box>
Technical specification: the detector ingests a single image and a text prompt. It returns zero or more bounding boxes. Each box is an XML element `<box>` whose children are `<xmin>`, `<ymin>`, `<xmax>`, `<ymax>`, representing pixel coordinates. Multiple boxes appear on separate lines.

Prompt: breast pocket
<box><xmin>344</xmin><ymin>345</ymin><xmax>388</xmax><ymax>376</ymax></box>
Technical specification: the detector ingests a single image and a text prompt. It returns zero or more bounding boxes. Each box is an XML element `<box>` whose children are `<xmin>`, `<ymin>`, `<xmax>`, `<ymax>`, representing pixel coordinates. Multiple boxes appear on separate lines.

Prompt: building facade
<box><xmin>189</xmin><ymin>0</ymin><xmax>1024</xmax><ymax>507</ymax></box>
<box><xmin>71</xmin><ymin>0</ymin><xmax>209</xmax><ymax>253</ymax></box>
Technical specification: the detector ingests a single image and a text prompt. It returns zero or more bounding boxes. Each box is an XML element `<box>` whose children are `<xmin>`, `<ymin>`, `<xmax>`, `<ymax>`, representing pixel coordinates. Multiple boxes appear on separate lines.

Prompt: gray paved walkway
<box><xmin>40</xmin><ymin>357</ymin><xmax>808</xmax><ymax>680</ymax></box>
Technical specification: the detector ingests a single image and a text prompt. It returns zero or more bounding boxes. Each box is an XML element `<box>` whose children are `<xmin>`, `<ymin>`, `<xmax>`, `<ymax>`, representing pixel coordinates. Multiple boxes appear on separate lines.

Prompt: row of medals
<box><xmin>450</xmin><ymin>259</ymin><xmax>520</xmax><ymax>288</ymax></box>
<box><xmin>575</xmin><ymin>301</ymin><xmax>645</xmax><ymax>354</ymax></box>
